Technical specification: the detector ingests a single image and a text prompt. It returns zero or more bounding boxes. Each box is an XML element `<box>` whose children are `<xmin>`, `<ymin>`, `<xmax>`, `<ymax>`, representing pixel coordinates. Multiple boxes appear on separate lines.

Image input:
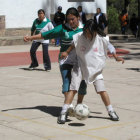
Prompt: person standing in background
<box><xmin>94</xmin><ymin>8</ymin><xmax>108</xmax><ymax>31</ymax></box>
<box><xmin>29</xmin><ymin>9</ymin><xmax>54</xmax><ymax>71</ymax></box>
<box><xmin>77</xmin><ymin>6</ymin><xmax>87</xmax><ymax>24</ymax></box>
<box><xmin>129</xmin><ymin>13</ymin><xmax>138</xmax><ymax>38</ymax></box>
<box><xmin>119</xmin><ymin>9</ymin><xmax>128</xmax><ymax>35</ymax></box>
<box><xmin>54</xmin><ymin>6</ymin><xmax>65</xmax><ymax>46</ymax></box>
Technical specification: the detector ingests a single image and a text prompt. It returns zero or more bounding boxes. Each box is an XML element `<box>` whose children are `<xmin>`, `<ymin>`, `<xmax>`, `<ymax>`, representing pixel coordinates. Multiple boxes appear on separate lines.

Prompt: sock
<box><xmin>69</xmin><ymin>104</ymin><xmax>74</xmax><ymax>108</ymax></box>
<box><xmin>61</xmin><ymin>104</ymin><xmax>70</xmax><ymax>114</ymax></box>
<box><xmin>106</xmin><ymin>104</ymin><xmax>114</xmax><ymax>112</ymax></box>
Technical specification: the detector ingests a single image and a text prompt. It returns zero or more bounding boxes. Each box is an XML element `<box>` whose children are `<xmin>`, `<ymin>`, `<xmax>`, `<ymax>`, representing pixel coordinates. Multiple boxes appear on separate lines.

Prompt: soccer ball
<box><xmin>74</xmin><ymin>104</ymin><xmax>90</xmax><ymax>120</ymax></box>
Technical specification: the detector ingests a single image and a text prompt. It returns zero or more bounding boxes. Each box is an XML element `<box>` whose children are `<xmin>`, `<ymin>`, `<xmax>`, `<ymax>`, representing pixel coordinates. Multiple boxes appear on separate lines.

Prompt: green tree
<box><xmin>107</xmin><ymin>6</ymin><xmax>120</xmax><ymax>33</ymax></box>
<box><xmin>107</xmin><ymin>0</ymin><xmax>138</xmax><ymax>33</ymax></box>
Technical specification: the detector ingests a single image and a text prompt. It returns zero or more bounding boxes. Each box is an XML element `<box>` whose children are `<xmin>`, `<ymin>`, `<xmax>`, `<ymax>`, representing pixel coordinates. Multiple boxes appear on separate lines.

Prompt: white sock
<box><xmin>106</xmin><ymin>104</ymin><xmax>114</xmax><ymax>112</ymax></box>
<box><xmin>61</xmin><ymin>104</ymin><xmax>70</xmax><ymax>114</ymax></box>
<box><xmin>69</xmin><ymin>104</ymin><xmax>74</xmax><ymax>108</ymax></box>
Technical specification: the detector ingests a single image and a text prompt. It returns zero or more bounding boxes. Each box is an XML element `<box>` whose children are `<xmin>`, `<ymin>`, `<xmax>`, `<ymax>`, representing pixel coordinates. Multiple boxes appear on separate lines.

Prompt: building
<box><xmin>0</xmin><ymin>0</ymin><xmax>106</xmax><ymax>45</ymax></box>
<box><xmin>0</xmin><ymin>0</ymin><xmax>106</xmax><ymax>29</ymax></box>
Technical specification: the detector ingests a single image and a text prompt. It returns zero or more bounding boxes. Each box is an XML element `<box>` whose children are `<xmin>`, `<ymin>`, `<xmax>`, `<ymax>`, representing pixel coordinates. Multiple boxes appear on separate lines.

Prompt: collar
<box><xmin>38</xmin><ymin>17</ymin><xmax>47</xmax><ymax>22</ymax></box>
<box><xmin>65</xmin><ymin>21</ymin><xmax>83</xmax><ymax>30</ymax></box>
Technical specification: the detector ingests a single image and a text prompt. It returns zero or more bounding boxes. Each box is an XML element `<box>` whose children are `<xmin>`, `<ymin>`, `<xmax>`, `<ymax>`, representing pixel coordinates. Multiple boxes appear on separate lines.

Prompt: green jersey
<box><xmin>31</xmin><ymin>17</ymin><xmax>54</xmax><ymax>43</ymax></box>
<box><xmin>31</xmin><ymin>18</ymin><xmax>50</xmax><ymax>35</ymax></box>
<box><xmin>41</xmin><ymin>23</ymin><xmax>83</xmax><ymax>52</ymax></box>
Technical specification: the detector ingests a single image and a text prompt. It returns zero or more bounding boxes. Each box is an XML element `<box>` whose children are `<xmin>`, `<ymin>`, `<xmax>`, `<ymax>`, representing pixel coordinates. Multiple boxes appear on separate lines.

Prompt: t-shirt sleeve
<box><xmin>108</xmin><ymin>42</ymin><xmax>116</xmax><ymax>54</ymax></box>
<box><xmin>103</xmin><ymin>36</ymin><xmax>116</xmax><ymax>54</ymax></box>
<box><xmin>41</xmin><ymin>24</ymin><xmax>62</xmax><ymax>39</ymax></box>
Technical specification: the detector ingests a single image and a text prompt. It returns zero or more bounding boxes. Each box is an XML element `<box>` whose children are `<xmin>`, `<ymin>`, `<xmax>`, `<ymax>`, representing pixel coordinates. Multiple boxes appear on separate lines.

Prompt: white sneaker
<box><xmin>57</xmin><ymin>112</ymin><xmax>67</xmax><ymax>124</ymax></box>
<box><xmin>108</xmin><ymin>111</ymin><xmax>119</xmax><ymax>121</ymax></box>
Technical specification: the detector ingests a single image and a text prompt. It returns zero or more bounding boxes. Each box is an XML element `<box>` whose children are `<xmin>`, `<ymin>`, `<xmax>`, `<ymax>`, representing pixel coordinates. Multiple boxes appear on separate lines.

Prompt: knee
<box><xmin>30</xmin><ymin>49</ymin><xmax>36</xmax><ymax>54</ymax></box>
<box><xmin>98</xmin><ymin>91</ymin><xmax>106</xmax><ymax>95</ymax></box>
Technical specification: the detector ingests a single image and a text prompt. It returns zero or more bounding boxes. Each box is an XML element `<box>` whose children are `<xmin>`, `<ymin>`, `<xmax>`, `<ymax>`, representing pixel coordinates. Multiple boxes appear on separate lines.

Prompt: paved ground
<box><xmin>0</xmin><ymin>41</ymin><xmax>140</xmax><ymax>140</ymax></box>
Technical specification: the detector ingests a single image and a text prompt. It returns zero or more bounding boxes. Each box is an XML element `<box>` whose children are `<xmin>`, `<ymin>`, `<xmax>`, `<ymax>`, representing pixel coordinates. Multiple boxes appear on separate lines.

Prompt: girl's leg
<box><xmin>77</xmin><ymin>94</ymin><xmax>84</xmax><ymax>104</ymax></box>
<box><xmin>65</xmin><ymin>90</ymin><xmax>77</xmax><ymax>104</ymax></box>
<box><xmin>58</xmin><ymin>66</ymin><xmax>83</xmax><ymax>124</ymax></box>
<box><xmin>77</xmin><ymin>80</ymin><xmax>87</xmax><ymax>104</ymax></box>
<box><xmin>58</xmin><ymin>64</ymin><xmax>73</xmax><ymax>124</ymax></box>
<box><xmin>94</xmin><ymin>79</ymin><xmax>119</xmax><ymax>121</ymax></box>
<box><xmin>99</xmin><ymin>91</ymin><xmax>110</xmax><ymax>106</ymax></box>
<box><xmin>30</xmin><ymin>41</ymin><xmax>40</xmax><ymax>68</ymax></box>
<box><xmin>42</xmin><ymin>43</ymin><xmax>51</xmax><ymax>70</ymax></box>
<box><xmin>57</xmin><ymin>90</ymin><xmax>77</xmax><ymax>124</ymax></box>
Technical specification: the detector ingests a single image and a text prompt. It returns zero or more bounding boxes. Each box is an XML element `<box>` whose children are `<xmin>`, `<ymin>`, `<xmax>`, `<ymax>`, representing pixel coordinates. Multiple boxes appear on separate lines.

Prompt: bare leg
<box><xmin>98</xmin><ymin>91</ymin><xmax>111</xmax><ymax>106</ymax></box>
<box><xmin>65</xmin><ymin>90</ymin><xmax>77</xmax><ymax>104</ymax></box>
<box><xmin>64</xmin><ymin>92</ymin><xmax>68</xmax><ymax>103</ymax></box>
<box><xmin>77</xmin><ymin>94</ymin><xmax>84</xmax><ymax>104</ymax></box>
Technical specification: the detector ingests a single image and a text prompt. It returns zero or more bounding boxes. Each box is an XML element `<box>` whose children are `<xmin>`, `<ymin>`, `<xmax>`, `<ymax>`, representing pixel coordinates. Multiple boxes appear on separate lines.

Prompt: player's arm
<box><xmin>60</xmin><ymin>44</ymin><xmax>75</xmax><ymax>59</ymax></box>
<box><xmin>108</xmin><ymin>42</ymin><xmax>124</xmax><ymax>64</ymax></box>
<box><xmin>24</xmin><ymin>34</ymin><xmax>43</xmax><ymax>42</ymax></box>
<box><xmin>24</xmin><ymin>24</ymin><xmax>62</xmax><ymax>42</ymax></box>
<box><xmin>112</xmin><ymin>53</ymin><xmax>124</xmax><ymax>64</ymax></box>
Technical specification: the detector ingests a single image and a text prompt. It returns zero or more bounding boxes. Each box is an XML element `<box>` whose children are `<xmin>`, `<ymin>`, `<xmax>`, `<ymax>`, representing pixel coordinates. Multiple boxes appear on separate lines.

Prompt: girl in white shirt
<box><xmin>58</xmin><ymin>19</ymin><xmax>124</xmax><ymax>124</ymax></box>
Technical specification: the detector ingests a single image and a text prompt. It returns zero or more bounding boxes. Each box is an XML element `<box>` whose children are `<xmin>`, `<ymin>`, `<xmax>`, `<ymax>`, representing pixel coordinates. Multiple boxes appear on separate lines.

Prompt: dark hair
<box><xmin>97</xmin><ymin>8</ymin><xmax>101</xmax><ymax>12</ymax></box>
<box><xmin>66</xmin><ymin>7</ymin><xmax>79</xmax><ymax>19</ymax></box>
<box><xmin>83</xmin><ymin>19</ymin><xmax>106</xmax><ymax>39</ymax></box>
<box><xmin>78</xmin><ymin>6</ymin><xmax>82</xmax><ymax>10</ymax></box>
<box><xmin>38</xmin><ymin>9</ymin><xmax>45</xmax><ymax>14</ymax></box>
<box><xmin>58</xmin><ymin>6</ymin><xmax>62</xmax><ymax>10</ymax></box>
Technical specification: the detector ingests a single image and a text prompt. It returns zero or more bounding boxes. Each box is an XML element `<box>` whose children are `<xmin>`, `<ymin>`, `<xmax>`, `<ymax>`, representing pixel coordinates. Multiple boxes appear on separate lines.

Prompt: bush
<box><xmin>107</xmin><ymin>6</ymin><xmax>120</xmax><ymax>33</ymax></box>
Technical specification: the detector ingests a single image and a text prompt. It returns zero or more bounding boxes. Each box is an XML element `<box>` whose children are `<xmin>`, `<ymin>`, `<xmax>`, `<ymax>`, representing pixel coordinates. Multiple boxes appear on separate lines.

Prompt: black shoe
<box><xmin>57</xmin><ymin>112</ymin><xmax>67</xmax><ymax>124</ymax></box>
<box><xmin>44</xmin><ymin>68</ymin><xmax>51</xmax><ymax>71</ymax></box>
<box><xmin>108</xmin><ymin>111</ymin><xmax>119</xmax><ymax>121</ymax></box>
<box><xmin>29</xmin><ymin>64</ymin><xmax>38</xmax><ymax>70</ymax></box>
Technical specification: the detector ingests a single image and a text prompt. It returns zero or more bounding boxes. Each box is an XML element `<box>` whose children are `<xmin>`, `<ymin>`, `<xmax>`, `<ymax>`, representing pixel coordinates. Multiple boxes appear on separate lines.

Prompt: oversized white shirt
<box><xmin>73</xmin><ymin>32</ymin><xmax>112</xmax><ymax>84</ymax></box>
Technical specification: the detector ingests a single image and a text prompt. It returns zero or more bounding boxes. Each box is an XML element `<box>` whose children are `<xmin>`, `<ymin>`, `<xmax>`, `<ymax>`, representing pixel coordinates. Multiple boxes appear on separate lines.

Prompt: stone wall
<box><xmin>0</xmin><ymin>16</ymin><xmax>5</xmax><ymax>30</ymax></box>
<box><xmin>0</xmin><ymin>28</ymin><xmax>30</xmax><ymax>37</ymax></box>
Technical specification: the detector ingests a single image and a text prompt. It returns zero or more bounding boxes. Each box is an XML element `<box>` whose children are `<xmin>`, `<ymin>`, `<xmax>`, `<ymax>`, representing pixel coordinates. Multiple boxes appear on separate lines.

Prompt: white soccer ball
<box><xmin>74</xmin><ymin>104</ymin><xmax>90</xmax><ymax>120</ymax></box>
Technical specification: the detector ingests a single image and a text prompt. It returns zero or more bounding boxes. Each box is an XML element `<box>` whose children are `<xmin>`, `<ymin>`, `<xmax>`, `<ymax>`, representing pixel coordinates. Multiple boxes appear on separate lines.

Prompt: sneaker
<box><xmin>44</xmin><ymin>68</ymin><xmax>51</xmax><ymax>72</ymax></box>
<box><xmin>108</xmin><ymin>111</ymin><xmax>119</xmax><ymax>121</ymax></box>
<box><xmin>57</xmin><ymin>112</ymin><xmax>67</xmax><ymax>124</ymax></box>
<box><xmin>67</xmin><ymin>104</ymin><xmax>75</xmax><ymax>117</ymax></box>
<box><xmin>29</xmin><ymin>64</ymin><xmax>38</xmax><ymax>70</ymax></box>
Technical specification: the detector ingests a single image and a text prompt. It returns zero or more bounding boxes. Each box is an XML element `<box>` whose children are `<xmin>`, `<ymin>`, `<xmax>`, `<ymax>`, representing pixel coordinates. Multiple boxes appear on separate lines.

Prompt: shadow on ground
<box><xmin>126</xmin><ymin>68</ymin><xmax>140</xmax><ymax>72</ymax></box>
<box><xmin>1</xmin><ymin>105</ymin><xmax>61</xmax><ymax>117</ymax></box>
<box><xmin>19</xmin><ymin>68</ymin><xmax>46</xmax><ymax>71</ymax></box>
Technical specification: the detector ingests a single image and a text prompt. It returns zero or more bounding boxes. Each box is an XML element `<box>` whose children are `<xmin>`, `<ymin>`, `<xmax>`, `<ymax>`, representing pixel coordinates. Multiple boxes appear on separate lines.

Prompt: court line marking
<box><xmin>0</xmin><ymin>123</ymin><xmax>54</xmax><ymax>140</ymax></box>
<box><xmin>0</xmin><ymin>112</ymin><xmax>107</xmax><ymax>140</ymax></box>
<box><xmin>2</xmin><ymin>111</ymin><xmax>140</xmax><ymax>139</ymax></box>
<box><xmin>79</xmin><ymin>121</ymin><xmax>140</xmax><ymax>133</ymax></box>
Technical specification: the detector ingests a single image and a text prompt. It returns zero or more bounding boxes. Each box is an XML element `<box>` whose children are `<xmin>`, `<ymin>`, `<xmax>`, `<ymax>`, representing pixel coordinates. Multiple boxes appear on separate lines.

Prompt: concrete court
<box><xmin>0</xmin><ymin>41</ymin><xmax>140</xmax><ymax>140</ymax></box>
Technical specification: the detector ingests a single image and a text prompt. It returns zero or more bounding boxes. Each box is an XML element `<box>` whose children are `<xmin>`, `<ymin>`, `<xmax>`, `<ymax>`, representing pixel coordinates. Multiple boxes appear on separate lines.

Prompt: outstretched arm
<box><xmin>24</xmin><ymin>34</ymin><xmax>43</xmax><ymax>42</ymax></box>
<box><xmin>108</xmin><ymin>42</ymin><xmax>124</xmax><ymax>64</ymax></box>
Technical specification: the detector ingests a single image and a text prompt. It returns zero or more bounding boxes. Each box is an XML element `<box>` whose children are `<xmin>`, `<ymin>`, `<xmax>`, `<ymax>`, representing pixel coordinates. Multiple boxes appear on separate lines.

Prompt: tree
<box><xmin>107</xmin><ymin>0</ymin><xmax>138</xmax><ymax>34</ymax></box>
<box><xmin>107</xmin><ymin>6</ymin><xmax>120</xmax><ymax>33</ymax></box>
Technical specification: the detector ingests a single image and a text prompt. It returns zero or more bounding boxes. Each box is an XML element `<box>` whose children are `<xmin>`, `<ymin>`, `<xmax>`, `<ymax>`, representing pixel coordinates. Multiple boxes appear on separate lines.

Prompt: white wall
<box><xmin>0</xmin><ymin>0</ymin><xmax>106</xmax><ymax>29</ymax></box>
